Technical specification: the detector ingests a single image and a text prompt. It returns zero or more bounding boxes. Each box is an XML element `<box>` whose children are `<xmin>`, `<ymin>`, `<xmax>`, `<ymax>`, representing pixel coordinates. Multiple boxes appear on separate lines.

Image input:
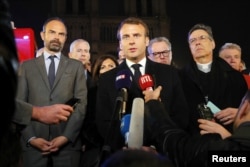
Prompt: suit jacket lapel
<box><xmin>53</xmin><ymin>55</ymin><xmax>68</xmax><ymax>89</ymax></box>
<box><xmin>35</xmin><ymin>56</ymin><xmax>51</xmax><ymax>90</ymax></box>
<box><xmin>145</xmin><ymin>59</ymin><xmax>156</xmax><ymax>75</ymax></box>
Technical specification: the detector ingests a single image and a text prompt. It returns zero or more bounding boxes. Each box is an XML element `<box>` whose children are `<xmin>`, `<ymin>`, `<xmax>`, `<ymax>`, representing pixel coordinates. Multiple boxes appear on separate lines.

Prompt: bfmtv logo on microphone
<box><xmin>116</xmin><ymin>74</ymin><xmax>126</xmax><ymax>81</ymax></box>
<box><xmin>115</xmin><ymin>69</ymin><xmax>132</xmax><ymax>90</ymax></box>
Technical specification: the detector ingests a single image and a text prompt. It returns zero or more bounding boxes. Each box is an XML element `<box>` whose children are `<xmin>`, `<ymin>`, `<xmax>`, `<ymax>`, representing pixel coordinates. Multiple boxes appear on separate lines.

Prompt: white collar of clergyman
<box><xmin>196</xmin><ymin>61</ymin><xmax>212</xmax><ymax>73</ymax></box>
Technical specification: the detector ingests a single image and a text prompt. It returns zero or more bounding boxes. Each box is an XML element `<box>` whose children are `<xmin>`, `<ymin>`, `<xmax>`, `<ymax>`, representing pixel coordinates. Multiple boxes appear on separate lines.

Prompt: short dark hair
<box><xmin>42</xmin><ymin>17</ymin><xmax>67</xmax><ymax>32</ymax></box>
<box><xmin>116</xmin><ymin>17</ymin><xmax>149</xmax><ymax>40</ymax></box>
<box><xmin>187</xmin><ymin>23</ymin><xmax>214</xmax><ymax>41</ymax></box>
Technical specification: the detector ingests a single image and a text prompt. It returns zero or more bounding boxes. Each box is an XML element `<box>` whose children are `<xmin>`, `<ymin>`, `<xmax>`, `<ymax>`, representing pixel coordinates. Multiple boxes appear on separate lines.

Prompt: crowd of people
<box><xmin>1</xmin><ymin>0</ymin><xmax>250</xmax><ymax>166</ymax></box>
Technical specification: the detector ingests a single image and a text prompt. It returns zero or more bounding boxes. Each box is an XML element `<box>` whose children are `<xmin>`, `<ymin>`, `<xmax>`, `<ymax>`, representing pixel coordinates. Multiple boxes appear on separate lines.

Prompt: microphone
<box><xmin>115</xmin><ymin>69</ymin><xmax>132</xmax><ymax>115</ymax></box>
<box><xmin>120</xmin><ymin>114</ymin><xmax>131</xmax><ymax>144</ymax></box>
<box><xmin>100</xmin><ymin>70</ymin><xmax>132</xmax><ymax>164</ymax></box>
<box><xmin>128</xmin><ymin>97</ymin><xmax>144</xmax><ymax>148</ymax></box>
<box><xmin>139</xmin><ymin>74</ymin><xmax>154</xmax><ymax>91</ymax></box>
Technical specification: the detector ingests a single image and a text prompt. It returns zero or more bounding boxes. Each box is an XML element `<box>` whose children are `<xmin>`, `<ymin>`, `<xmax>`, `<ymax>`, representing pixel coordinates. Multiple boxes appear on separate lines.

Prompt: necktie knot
<box><xmin>49</xmin><ymin>55</ymin><xmax>55</xmax><ymax>60</ymax></box>
<box><xmin>131</xmin><ymin>64</ymin><xmax>142</xmax><ymax>86</ymax></box>
<box><xmin>131</xmin><ymin>64</ymin><xmax>141</xmax><ymax>71</ymax></box>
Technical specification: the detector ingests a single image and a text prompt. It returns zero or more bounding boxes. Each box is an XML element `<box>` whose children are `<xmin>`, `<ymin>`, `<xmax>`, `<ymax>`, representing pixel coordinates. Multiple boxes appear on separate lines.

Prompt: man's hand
<box><xmin>143</xmin><ymin>86</ymin><xmax>162</xmax><ymax>102</ymax></box>
<box><xmin>32</xmin><ymin>104</ymin><xmax>73</xmax><ymax>124</ymax></box>
<box><xmin>29</xmin><ymin>138</ymin><xmax>53</xmax><ymax>155</ymax></box>
<box><xmin>198</xmin><ymin>119</ymin><xmax>232</xmax><ymax>139</ymax></box>
<box><xmin>50</xmin><ymin>136</ymin><xmax>68</xmax><ymax>152</ymax></box>
<box><xmin>214</xmin><ymin>107</ymin><xmax>237</xmax><ymax>125</ymax></box>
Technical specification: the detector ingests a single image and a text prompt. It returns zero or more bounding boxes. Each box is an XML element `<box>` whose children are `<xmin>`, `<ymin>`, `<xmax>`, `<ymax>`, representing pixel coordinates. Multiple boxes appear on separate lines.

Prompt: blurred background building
<box><xmin>9</xmin><ymin>0</ymin><xmax>170</xmax><ymax>61</ymax></box>
<box><xmin>9</xmin><ymin>0</ymin><xmax>250</xmax><ymax>68</ymax></box>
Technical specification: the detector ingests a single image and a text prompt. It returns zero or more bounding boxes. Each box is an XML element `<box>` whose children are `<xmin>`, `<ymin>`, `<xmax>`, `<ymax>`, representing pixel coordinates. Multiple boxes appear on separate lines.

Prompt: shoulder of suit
<box><xmin>149</xmin><ymin>60</ymin><xmax>175</xmax><ymax>70</ymax></box>
<box><xmin>62</xmin><ymin>55</ymin><xmax>81</xmax><ymax>64</ymax></box>
<box><xmin>20</xmin><ymin>57</ymin><xmax>37</xmax><ymax>66</ymax></box>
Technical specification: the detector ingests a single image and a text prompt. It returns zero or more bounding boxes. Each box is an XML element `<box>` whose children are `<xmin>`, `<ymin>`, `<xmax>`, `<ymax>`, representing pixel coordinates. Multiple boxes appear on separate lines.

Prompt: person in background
<box><xmin>95</xmin><ymin>17</ymin><xmax>189</xmax><ymax>164</ymax></box>
<box><xmin>16</xmin><ymin>17</ymin><xmax>87</xmax><ymax>167</ymax></box>
<box><xmin>241</xmin><ymin>60</ymin><xmax>250</xmax><ymax>75</ymax></box>
<box><xmin>219</xmin><ymin>42</ymin><xmax>250</xmax><ymax>88</ymax></box>
<box><xmin>80</xmin><ymin>54</ymin><xmax>119</xmax><ymax>167</ymax></box>
<box><xmin>147</xmin><ymin>36</ymin><xmax>173</xmax><ymax>65</ymax></box>
<box><xmin>68</xmin><ymin>39</ymin><xmax>92</xmax><ymax>88</ymax></box>
<box><xmin>117</xmin><ymin>48</ymin><xmax>125</xmax><ymax>64</ymax></box>
<box><xmin>91</xmin><ymin>54</ymin><xmax>119</xmax><ymax>83</ymax></box>
<box><xmin>143</xmin><ymin>85</ymin><xmax>250</xmax><ymax>167</ymax></box>
<box><xmin>178</xmin><ymin>23</ymin><xmax>248</xmax><ymax>135</ymax></box>
<box><xmin>240</xmin><ymin>60</ymin><xmax>247</xmax><ymax>72</ymax></box>
<box><xmin>36</xmin><ymin>47</ymin><xmax>44</xmax><ymax>57</ymax></box>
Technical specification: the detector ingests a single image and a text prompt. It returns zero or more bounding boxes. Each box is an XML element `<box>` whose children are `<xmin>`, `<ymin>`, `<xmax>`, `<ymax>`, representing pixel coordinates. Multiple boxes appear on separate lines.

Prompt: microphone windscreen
<box><xmin>128</xmin><ymin>97</ymin><xmax>144</xmax><ymax>148</ymax></box>
<box><xmin>115</xmin><ymin>69</ymin><xmax>132</xmax><ymax>90</ymax></box>
<box><xmin>120</xmin><ymin>114</ymin><xmax>131</xmax><ymax>137</ymax></box>
<box><xmin>139</xmin><ymin>74</ymin><xmax>154</xmax><ymax>90</ymax></box>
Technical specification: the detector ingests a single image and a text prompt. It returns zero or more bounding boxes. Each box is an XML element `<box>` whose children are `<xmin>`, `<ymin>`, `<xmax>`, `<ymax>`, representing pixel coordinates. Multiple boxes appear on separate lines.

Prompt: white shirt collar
<box><xmin>126</xmin><ymin>57</ymin><xmax>146</xmax><ymax>75</ymax></box>
<box><xmin>43</xmin><ymin>50</ymin><xmax>61</xmax><ymax>60</ymax></box>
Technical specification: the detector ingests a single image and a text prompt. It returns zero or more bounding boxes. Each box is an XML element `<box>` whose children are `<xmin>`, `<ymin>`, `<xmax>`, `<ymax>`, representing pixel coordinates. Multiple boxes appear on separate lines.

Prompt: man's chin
<box><xmin>49</xmin><ymin>47</ymin><xmax>61</xmax><ymax>53</ymax></box>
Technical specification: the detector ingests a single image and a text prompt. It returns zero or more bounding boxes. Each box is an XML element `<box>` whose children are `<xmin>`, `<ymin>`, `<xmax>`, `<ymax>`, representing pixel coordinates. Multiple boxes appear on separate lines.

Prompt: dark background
<box><xmin>166</xmin><ymin>1</ymin><xmax>250</xmax><ymax>67</ymax></box>
<box><xmin>8</xmin><ymin>1</ymin><xmax>250</xmax><ymax>68</ymax></box>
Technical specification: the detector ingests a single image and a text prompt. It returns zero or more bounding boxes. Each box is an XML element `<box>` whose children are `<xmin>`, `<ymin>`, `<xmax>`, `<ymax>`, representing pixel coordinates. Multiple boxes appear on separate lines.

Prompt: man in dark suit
<box><xmin>178</xmin><ymin>24</ymin><xmax>248</xmax><ymax>135</ymax></box>
<box><xmin>16</xmin><ymin>17</ymin><xmax>87</xmax><ymax>167</ymax></box>
<box><xmin>95</xmin><ymin>17</ymin><xmax>189</xmax><ymax>160</ymax></box>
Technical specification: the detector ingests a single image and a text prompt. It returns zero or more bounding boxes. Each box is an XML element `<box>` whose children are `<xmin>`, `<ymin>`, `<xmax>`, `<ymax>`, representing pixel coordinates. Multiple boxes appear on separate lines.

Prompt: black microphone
<box><xmin>115</xmin><ymin>69</ymin><xmax>132</xmax><ymax>116</ymax></box>
<box><xmin>120</xmin><ymin>97</ymin><xmax>144</xmax><ymax>148</ymax></box>
<box><xmin>99</xmin><ymin>70</ymin><xmax>132</xmax><ymax>164</ymax></box>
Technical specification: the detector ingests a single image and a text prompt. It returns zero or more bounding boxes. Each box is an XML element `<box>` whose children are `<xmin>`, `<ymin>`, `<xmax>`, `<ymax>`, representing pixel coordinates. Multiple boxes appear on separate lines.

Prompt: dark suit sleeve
<box><xmin>95</xmin><ymin>73</ymin><xmax>115</xmax><ymax>139</ymax></box>
<box><xmin>13</xmin><ymin>99</ymin><xmax>32</xmax><ymax>125</ymax></box>
<box><xmin>16</xmin><ymin>62</ymin><xmax>37</xmax><ymax>142</ymax></box>
<box><xmin>169</xmin><ymin>68</ymin><xmax>190</xmax><ymax>129</ymax></box>
<box><xmin>157</xmin><ymin>66</ymin><xmax>189</xmax><ymax>130</ymax></box>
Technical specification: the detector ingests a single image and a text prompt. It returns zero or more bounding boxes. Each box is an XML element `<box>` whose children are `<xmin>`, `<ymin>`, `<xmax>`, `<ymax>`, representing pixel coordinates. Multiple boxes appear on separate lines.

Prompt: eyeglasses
<box><xmin>151</xmin><ymin>50</ymin><xmax>171</xmax><ymax>58</ymax></box>
<box><xmin>188</xmin><ymin>35</ymin><xmax>211</xmax><ymax>44</ymax></box>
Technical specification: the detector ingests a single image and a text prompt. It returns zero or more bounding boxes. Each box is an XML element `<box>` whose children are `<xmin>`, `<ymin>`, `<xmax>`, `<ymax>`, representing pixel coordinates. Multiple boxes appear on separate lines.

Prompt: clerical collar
<box><xmin>196</xmin><ymin>61</ymin><xmax>212</xmax><ymax>73</ymax></box>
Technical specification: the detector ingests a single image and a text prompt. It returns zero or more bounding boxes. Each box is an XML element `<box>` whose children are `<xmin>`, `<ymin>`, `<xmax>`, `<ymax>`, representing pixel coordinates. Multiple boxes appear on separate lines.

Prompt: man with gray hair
<box><xmin>219</xmin><ymin>42</ymin><xmax>250</xmax><ymax>88</ymax></box>
<box><xmin>147</xmin><ymin>36</ymin><xmax>173</xmax><ymax>65</ymax></box>
<box><xmin>219</xmin><ymin>42</ymin><xmax>242</xmax><ymax>71</ymax></box>
<box><xmin>68</xmin><ymin>39</ymin><xmax>92</xmax><ymax>88</ymax></box>
<box><xmin>68</xmin><ymin>39</ymin><xmax>91</xmax><ymax>73</ymax></box>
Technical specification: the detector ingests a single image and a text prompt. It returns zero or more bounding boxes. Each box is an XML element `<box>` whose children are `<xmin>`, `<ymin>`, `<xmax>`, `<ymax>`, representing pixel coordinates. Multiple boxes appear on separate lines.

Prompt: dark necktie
<box><xmin>131</xmin><ymin>64</ymin><xmax>142</xmax><ymax>86</ymax></box>
<box><xmin>48</xmin><ymin>55</ymin><xmax>56</xmax><ymax>88</ymax></box>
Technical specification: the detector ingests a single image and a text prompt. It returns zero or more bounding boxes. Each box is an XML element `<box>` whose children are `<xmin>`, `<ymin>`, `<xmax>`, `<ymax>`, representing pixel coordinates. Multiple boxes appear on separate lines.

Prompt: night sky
<box><xmin>8</xmin><ymin>1</ymin><xmax>250</xmax><ymax>67</ymax></box>
<box><xmin>166</xmin><ymin>1</ymin><xmax>250</xmax><ymax>67</ymax></box>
